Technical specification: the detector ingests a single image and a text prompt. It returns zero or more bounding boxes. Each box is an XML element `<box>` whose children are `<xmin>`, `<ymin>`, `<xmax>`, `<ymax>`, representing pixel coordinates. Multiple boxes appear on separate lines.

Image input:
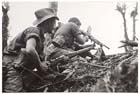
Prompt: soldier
<box><xmin>2</xmin><ymin>8</ymin><xmax>59</xmax><ymax>92</ymax></box>
<box><xmin>44</xmin><ymin>17</ymin><xmax>89</xmax><ymax>62</ymax></box>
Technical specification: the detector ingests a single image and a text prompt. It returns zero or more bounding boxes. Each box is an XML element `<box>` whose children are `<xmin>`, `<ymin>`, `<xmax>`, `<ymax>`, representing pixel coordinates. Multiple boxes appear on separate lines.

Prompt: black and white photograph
<box><xmin>2</xmin><ymin>0</ymin><xmax>138</xmax><ymax>92</ymax></box>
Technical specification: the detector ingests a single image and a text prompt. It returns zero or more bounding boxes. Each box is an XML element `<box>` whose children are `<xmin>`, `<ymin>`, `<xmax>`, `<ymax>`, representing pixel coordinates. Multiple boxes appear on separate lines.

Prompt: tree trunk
<box><xmin>122</xmin><ymin>14</ymin><xmax>129</xmax><ymax>41</ymax></box>
<box><xmin>2</xmin><ymin>2</ymin><xmax>9</xmax><ymax>52</ymax></box>
<box><xmin>116</xmin><ymin>3</ymin><xmax>131</xmax><ymax>52</ymax></box>
<box><xmin>132</xmin><ymin>17</ymin><xmax>136</xmax><ymax>41</ymax></box>
<box><xmin>48</xmin><ymin>2</ymin><xmax>58</xmax><ymax>14</ymax></box>
<box><xmin>132</xmin><ymin>2</ymin><xmax>138</xmax><ymax>41</ymax></box>
<box><xmin>122</xmin><ymin>13</ymin><xmax>129</xmax><ymax>52</ymax></box>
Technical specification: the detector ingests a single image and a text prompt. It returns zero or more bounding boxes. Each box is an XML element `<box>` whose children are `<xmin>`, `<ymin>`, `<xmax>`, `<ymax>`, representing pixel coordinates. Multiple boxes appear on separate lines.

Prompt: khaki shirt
<box><xmin>52</xmin><ymin>22</ymin><xmax>81</xmax><ymax>48</ymax></box>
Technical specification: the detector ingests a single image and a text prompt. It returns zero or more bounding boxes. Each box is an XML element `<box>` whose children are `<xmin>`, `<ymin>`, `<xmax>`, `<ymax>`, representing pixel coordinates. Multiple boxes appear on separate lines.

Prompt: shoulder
<box><xmin>56</xmin><ymin>22</ymin><xmax>78</xmax><ymax>31</ymax></box>
<box><xmin>65</xmin><ymin>22</ymin><xmax>77</xmax><ymax>28</ymax></box>
<box><xmin>23</xmin><ymin>26</ymin><xmax>41</xmax><ymax>41</ymax></box>
<box><xmin>58</xmin><ymin>22</ymin><xmax>78</xmax><ymax>31</ymax></box>
<box><xmin>24</xmin><ymin>26</ymin><xmax>40</xmax><ymax>34</ymax></box>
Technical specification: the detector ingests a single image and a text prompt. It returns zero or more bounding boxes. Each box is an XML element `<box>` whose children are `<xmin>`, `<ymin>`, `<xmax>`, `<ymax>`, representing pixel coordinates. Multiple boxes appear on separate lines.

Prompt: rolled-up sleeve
<box><xmin>52</xmin><ymin>35</ymin><xmax>65</xmax><ymax>47</ymax></box>
<box><xmin>24</xmin><ymin>27</ymin><xmax>40</xmax><ymax>43</ymax></box>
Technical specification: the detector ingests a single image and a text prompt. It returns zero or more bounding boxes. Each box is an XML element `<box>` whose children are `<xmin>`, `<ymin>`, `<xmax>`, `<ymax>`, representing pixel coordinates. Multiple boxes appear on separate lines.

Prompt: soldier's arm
<box><xmin>26</xmin><ymin>38</ymin><xmax>45</xmax><ymax>72</ymax></box>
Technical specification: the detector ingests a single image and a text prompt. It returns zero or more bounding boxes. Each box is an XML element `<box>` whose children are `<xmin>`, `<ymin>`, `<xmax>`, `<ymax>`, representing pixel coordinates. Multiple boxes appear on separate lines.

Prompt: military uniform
<box><xmin>3</xmin><ymin>27</ymin><xmax>45</xmax><ymax>92</ymax></box>
<box><xmin>45</xmin><ymin>22</ymin><xmax>81</xmax><ymax>61</ymax></box>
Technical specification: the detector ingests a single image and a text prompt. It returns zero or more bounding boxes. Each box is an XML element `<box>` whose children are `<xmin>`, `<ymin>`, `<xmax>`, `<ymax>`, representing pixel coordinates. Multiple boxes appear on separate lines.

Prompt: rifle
<box><xmin>50</xmin><ymin>44</ymin><xmax>95</xmax><ymax>64</ymax></box>
<box><xmin>80</xmin><ymin>26</ymin><xmax>110</xmax><ymax>49</ymax></box>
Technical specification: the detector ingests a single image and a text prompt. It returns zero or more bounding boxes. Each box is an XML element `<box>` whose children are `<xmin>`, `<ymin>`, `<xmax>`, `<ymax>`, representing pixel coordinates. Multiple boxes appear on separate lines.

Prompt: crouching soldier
<box><xmin>44</xmin><ymin>17</ymin><xmax>90</xmax><ymax>65</ymax></box>
<box><xmin>2</xmin><ymin>8</ymin><xmax>59</xmax><ymax>92</ymax></box>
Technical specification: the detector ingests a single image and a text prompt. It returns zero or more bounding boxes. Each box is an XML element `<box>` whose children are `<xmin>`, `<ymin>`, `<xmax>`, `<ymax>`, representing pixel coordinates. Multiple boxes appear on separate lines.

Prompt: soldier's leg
<box><xmin>4</xmin><ymin>66</ymin><xmax>24</xmax><ymax>92</ymax></box>
<box><xmin>2</xmin><ymin>65</ymin><xmax>8</xmax><ymax>92</ymax></box>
